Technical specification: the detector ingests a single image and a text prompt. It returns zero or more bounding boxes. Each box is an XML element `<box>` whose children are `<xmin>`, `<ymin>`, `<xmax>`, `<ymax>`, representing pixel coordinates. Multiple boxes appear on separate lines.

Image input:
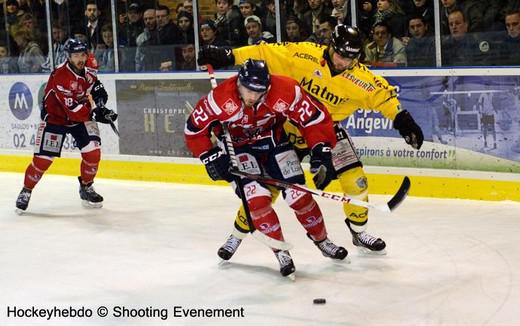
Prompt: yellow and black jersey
<box><xmin>233</xmin><ymin>42</ymin><xmax>401</xmax><ymax>123</ymax></box>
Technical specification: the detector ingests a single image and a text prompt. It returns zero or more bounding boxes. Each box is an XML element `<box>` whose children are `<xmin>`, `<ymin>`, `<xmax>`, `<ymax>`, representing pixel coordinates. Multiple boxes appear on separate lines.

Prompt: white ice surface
<box><xmin>1</xmin><ymin>172</ymin><xmax>520</xmax><ymax>326</ymax></box>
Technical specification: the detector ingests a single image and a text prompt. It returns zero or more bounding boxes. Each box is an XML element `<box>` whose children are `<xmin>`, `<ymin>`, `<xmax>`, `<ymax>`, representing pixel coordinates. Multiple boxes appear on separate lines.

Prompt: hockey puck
<box><xmin>313</xmin><ymin>298</ymin><xmax>326</xmax><ymax>304</ymax></box>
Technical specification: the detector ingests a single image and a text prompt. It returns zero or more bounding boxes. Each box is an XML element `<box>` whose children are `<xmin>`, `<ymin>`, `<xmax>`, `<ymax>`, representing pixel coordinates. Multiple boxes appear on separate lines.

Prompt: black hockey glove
<box><xmin>91</xmin><ymin>79</ymin><xmax>108</xmax><ymax>107</ymax></box>
<box><xmin>197</xmin><ymin>45</ymin><xmax>235</xmax><ymax>69</ymax></box>
<box><xmin>200</xmin><ymin>147</ymin><xmax>234</xmax><ymax>182</ymax></box>
<box><xmin>92</xmin><ymin>105</ymin><xmax>118</xmax><ymax>124</ymax></box>
<box><xmin>393</xmin><ymin>110</ymin><xmax>424</xmax><ymax>150</ymax></box>
<box><xmin>310</xmin><ymin>143</ymin><xmax>336</xmax><ymax>190</ymax></box>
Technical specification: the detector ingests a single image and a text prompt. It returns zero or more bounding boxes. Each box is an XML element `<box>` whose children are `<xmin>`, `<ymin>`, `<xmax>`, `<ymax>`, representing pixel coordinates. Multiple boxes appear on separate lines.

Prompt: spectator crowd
<box><xmin>0</xmin><ymin>0</ymin><xmax>520</xmax><ymax>73</ymax></box>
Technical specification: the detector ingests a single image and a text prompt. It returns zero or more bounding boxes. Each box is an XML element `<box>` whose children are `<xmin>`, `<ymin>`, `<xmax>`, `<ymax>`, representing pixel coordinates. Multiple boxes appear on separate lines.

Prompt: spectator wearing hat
<box><xmin>117</xmin><ymin>2</ymin><xmax>144</xmax><ymax>71</ymax></box>
<box><xmin>177</xmin><ymin>11</ymin><xmax>194</xmax><ymax>44</ymax></box>
<box><xmin>5</xmin><ymin>0</ymin><xmax>24</xmax><ymax>33</ymax></box>
<box><xmin>244</xmin><ymin>15</ymin><xmax>275</xmax><ymax>45</ymax></box>
<box><xmin>200</xmin><ymin>19</ymin><xmax>229</xmax><ymax>46</ymax></box>
<box><xmin>214</xmin><ymin>0</ymin><xmax>243</xmax><ymax>46</ymax></box>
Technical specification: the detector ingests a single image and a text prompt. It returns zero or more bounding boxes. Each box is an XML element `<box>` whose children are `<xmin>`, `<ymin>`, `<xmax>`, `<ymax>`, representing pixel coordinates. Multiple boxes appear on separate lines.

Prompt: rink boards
<box><xmin>1</xmin><ymin>69</ymin><xmax>520</xmax><ymax>202</ymax></box>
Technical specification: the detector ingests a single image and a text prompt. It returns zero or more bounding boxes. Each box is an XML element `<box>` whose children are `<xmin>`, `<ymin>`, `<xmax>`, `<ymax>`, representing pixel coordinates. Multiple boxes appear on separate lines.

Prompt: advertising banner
<box><xmin>0</xmin><ymin>76</ymin><xmax>119</xmax><ymax>155</ymax></box>
<box><xmin>116</xmin><ymin>79</ymin><xmax>211</xmax><ymax>157</ymax></box>
<box><xmin>345</xmin><ymin>75</ymin><xmax>520</xmax><ymax>173</ymax></box>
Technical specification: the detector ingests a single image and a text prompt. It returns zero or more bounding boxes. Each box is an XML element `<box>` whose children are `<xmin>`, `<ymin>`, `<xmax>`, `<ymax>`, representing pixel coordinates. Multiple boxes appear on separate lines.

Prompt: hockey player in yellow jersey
<box><xmin>198</xmin><ymin>25</ymin><xmax>423</xmax><ymax>259</ymax></box>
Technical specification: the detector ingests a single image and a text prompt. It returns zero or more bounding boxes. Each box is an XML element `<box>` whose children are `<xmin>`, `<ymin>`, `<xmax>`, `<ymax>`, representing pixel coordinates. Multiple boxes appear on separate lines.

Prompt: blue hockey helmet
<box><xmin>238</xmin><ymin>59</ymin><xmax>270</xmax><ymax>92</ymax></box>
<box><xmin>330</xmin><ymin>25</ymin><xmax>362</xmax><ymax>59</ymax></box>
<box><xmin>64</xmin><ymin>38</ymin><xmax>88</xmax><ymax>56</ymax></box>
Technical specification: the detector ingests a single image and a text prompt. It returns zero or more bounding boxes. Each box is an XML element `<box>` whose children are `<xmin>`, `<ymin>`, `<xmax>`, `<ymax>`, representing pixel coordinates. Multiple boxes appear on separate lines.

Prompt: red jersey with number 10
<box><xmin>41</xmin><ymin>62</ymin><xmax>98</xmax><ymax>125</ymax></box>
<box><xmin>185</xmin><ymin>74</ymin><xmax>336</xmax><ymax>157</ymax></box>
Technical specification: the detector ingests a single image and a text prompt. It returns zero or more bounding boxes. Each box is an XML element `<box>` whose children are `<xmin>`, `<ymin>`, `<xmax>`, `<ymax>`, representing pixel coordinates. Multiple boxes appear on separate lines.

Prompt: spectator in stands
<box><xmin>177</xmin><ymin>11</ymin><xmax>194</xmax><ymax>44</ymax></box>
<box><xmin>183</xmin><ymin>0</ymin><xmax>194</xmax><ymax>15</ymax></box>
<box><xmin>372</xmin><ymin>0</ymin><xmax>407</xmax><ymax>38</ymax></box>
<box><xmin>5</xmin><ymin>0</ymin><xmax>23</xmax><ymax>34</ymax></box>
<box><xmin>365</xmin><ymin>21</ymin><xmax>407</xmax><ymax>66</ymax></box>
<box><xmin>264</xmin><ymin>0</ymin><xmax>286</xmax><ymax>36</ymax></box>
<box><xmin>95</xmin><ymin>24</ymin><xmax>115</xmax><ymax>72</ymax></box>
<box><xmin>409</xmin><ymin>0</ymin><xmax>434</xmax><ymax>27</ymax></box>
<box><xmin>244</xmin><ymin>15</ymin><xmax>275</xmax><ymax>44</ymax></box>
<box><xmin>405</xmin><ymin>15</ymin><xmax>435</xmax><ymax>66</ymax></box>
<box><xmin>156</xmin><ymin>5</ymin><xmax>182</xmax><ymax>45</ymax></box>
<box><xmin>176</xmin><ymin>43</ymin><xmax>196</xmax><ymax>70</ymax></box>
<box><xmin>41</xmin><ymin>23</ymin><xmax>67</xmax><ymax>71</ymax></box>
<box><xmin>358</xmin><ymin>1</ymin><xmax>376</xmax><ymax>38</ymax></box>
<box><xmin>302</xmin><ymin>0</ymin><xmax>332</xmax><ymax>36</ymax></box>
<box><xmin>499</xmin><ymin>10</ymin><xmax>520</xmax><ymax>65</ymax></box>
<box><xmin>13</xmin><ymin>28</ymin><xmax>45</xmax><ymax>73</ymax></box>
<box><xmin>307</xmin><ymin>14</ymin><xmax>337</xmax><ymax>43</ymax></box>
<box><xmin>285</xmin><ymin>16</ymin><xmax>307</xmax><ymax>41</ymax></box>
<box><xmin>200</xmin><ymin>19</ymin><xmax>229</xmax><ymax>46</ymax></box>
<box><xmin>440</xmin><ymin>0</ymin><xmax>486</xmax><ymax>35</ymax></box>
<box><xmin>239</xmin><ymin>0</ymin><xmax>256</xmax><ymax>18</ymax></box>
<box><xmin>0</xmin><ymin>42</ymin><xmax>19</xmax><ymax>74</ymax></box>
<box><xmin>11</xmin><ymin>13</ymin><xmax>47</xmax><ymax>54</ymax></box>
<box><xmin>117</xmin><ymin>2</ymin><xmax>144</xmax><ymax>71</ymax></box>
<box><xmin>135</xmin><ymin>8</ymin><xmax>156</xmax><ymax>72</ymax></box>
<box><xmin>214</xmin><ymin>0</ymin><xmax>243</xmax><ymax>46</ymax></box>
<box><xmin>84</xmin><ymin>0</ymin><xmax>103</xmax><ymax>50</ymax></box>
<box><xmin>331</xmin><ymin>0</ymin><xmax>351</xmax><ymax>24</ymax></box>
<box><xmin>441</xmin><ymin>9</ymin><xmax>482</xmax><ymax>66</ymax></box>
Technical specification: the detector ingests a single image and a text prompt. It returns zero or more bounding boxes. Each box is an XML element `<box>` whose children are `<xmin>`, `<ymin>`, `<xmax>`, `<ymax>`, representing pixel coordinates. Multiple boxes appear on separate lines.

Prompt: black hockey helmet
<box><xmin>238</xmin><ymin>59</ymin><xmax>270</xmax><ymax>92</ymax></box>
<box><xmin>330</xmin><ymin>25</ymin><xmax>362</xmax><ymax>59</ymax></box>
<box><xmin>64</xmin><ymin>38</ymin><xmax>88</xmax><ymax>56</ymax></box>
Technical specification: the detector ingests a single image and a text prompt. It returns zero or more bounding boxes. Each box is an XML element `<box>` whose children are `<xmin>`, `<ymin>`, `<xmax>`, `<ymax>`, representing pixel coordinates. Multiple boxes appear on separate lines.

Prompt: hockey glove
<box><xmin>393</xmin><ymin>110</ymin><xmax>424</xmax><ymax>150</ymax></box>
<box><xmin>92</xmin><ymin>105</ymin><xmax>118</xmax><ymax>124</ymax></box>
<box><xmin>91</xmin><ymin>79</ymin><xmax>108</xmax><ymax>107</ymax></box>
<box><xmin>197</xmin><ymin>45</ymin><xmax>235</xmax><ymax>69</ymax></box>
<box><xmin>200</xmin><ymin>147</ymin><xmax>234</xmax><ymax>182</ymax></box>
<box><xmin>310</xmin><ymin>143</ymin><xmax>336</xmax><ymax>190</ymax></box>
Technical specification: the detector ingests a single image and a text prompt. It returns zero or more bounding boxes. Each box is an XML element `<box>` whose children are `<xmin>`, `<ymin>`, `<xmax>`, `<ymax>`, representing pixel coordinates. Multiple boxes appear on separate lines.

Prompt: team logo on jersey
<box><xmin>313</xmin><ymin>69</ymin><xmax>323</xmax><ymax>78</ymax></box>
<box><xmin>223</xmin><ymin>99</ymin><xmax>239</xmax><ymax>115</ymax></box>
<box><xmin>9</xmin><ymin>82</ymin><xmax>33</xmax><ymax>120</ymax></box>
<box><xmin>70</xmin><ymin>81</ymin><xmax>78</xmax><ymax>91</ymax></box>
<box><xmin>273</xmin><ymin>99</ymin><xmax>289</xmax><ymax>112</ymax></box>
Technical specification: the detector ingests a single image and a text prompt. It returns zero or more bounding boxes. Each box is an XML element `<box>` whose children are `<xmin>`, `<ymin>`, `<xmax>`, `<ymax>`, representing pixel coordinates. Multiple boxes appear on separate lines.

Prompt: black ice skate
<box><xmin>15</xmin><ymin>187</ymin><xmax>32</xmax><ymax>214</ymax></box>
<box><xmin>274</xmin><ymin>250</ymin><xmax>295</xmax><ymax>278</ymax></box>
<box><xmin>78</xmin><ymin>177</ymin><xmax>103</xmax><ymax>208</ymax></box>
<box><xmin>218</xmin><ymin>234</ymin><xmax>243</xmax><ymax>260</ymax></box>
<box><xmin>346</xmin><ymin>220</ymin><xmax>386</xmax><ymax>254</ymax></box>
<box><xmin>309</xmin><ymin>234</ymin><xmax>348</xmax><ymax>260</ymax></box>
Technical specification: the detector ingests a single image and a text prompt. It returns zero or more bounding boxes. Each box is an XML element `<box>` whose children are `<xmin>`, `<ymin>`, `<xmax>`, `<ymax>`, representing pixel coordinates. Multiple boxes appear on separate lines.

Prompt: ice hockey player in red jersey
<box><xmin>185</xmin><ymin>59</ymin><xmax>348</xmax><ymax>277</ymax></box>
<box><xmin>15</xmin><ymin>38</ymin><xmax>117</xmax><ymax>213</ymax></box>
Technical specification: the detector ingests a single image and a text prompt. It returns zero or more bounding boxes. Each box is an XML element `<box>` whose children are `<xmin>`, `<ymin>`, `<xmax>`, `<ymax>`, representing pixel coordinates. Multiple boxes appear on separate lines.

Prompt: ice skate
<box><xmin>78</xmin><ymin>177</ymin><xmax>103</xmax><ymax>208</ymax></box>
<box><xmin>274</xmin><ymin>250</ymin><xmax>295</xmax><ymax>279</ymax></box>
<box><xmin>346</xmin><ymin>220</ymin><xmax>386</xmax><ymax>255</ymax></box>
<box><xmin>218</xmin><ymin>234</ymin><xmax>242</xmax><ymax>261</ymax></box>
<box><xmin>15</xmin><ymin>187</ymin><xmax>32</xmax><ymax>214</ymax></box>
<box><xmin>310</xmin><ymin>235</ymin><xmax>348</xmax><ymax>260</ymax></box>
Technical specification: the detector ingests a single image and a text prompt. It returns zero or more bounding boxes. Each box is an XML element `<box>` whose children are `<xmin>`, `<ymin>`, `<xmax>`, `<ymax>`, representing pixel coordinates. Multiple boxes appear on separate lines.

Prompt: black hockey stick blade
<box><xmin>386</xmin><ymin>176</ymin><xmax>411</xmax><ymax>211</ymax></box>
<box><xmin>109</xmin><ymin>121</ymin><xmax>120</xmax><ymax>137</ymax></box>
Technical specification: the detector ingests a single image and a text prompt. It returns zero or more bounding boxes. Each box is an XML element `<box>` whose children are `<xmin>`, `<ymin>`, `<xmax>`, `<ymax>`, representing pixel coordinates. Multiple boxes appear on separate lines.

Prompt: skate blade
<box><xmin>356</xmin><ymin>247</ymin><xmax>387</xmax><ymax>255</ymax></box>
<box><xmin>285</xmin><ymin>273</ymin><xmax>296</xmax><ymax>281</ymax></box>
<box><xmin>15</xmin><ymin>208</ymin><xmax>26</xmax><ymax>215</ymax></box>
<box><xmin>82</xmin><ymin>200</ymin><xmax>103</xmax><ymax>208</ymax></box>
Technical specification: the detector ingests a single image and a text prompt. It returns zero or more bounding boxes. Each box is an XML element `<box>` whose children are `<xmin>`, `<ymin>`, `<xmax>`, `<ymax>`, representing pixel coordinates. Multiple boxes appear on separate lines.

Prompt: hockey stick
<box><xmin>109</xmin><ymin>121</ymin><xmax>120</xmax><ymax>137</ymax></box>
<box><xmin>229</xmin><ymin>170</ymin><xmax>410</xmax><ymax>213</ymax></box>
<box><xmin>206</xmin><ymin>64</ymin><xmax>293</xmax><ymax>251</ymax></box>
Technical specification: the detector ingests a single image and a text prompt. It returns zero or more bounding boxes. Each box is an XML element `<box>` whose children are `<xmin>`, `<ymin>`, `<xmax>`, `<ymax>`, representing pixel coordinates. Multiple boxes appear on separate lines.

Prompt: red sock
<box><xmin>24</xmin><ymin>156</ymin><xmax>53</xmax><ymax>189</ymax></box>
<box><xmin>291</xmin><ymin>193</ymin><xmax>327</xmax><ymax>241</ymax></box>
<box><xmin>80</xmin><ymin>149</ymin><xmax>101</xmax><ymax>184</ymax></box>
<box><xmin>248</xmin><ymin>195</ymin><xmax>284</xmax><ymax>241</ymax></box>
